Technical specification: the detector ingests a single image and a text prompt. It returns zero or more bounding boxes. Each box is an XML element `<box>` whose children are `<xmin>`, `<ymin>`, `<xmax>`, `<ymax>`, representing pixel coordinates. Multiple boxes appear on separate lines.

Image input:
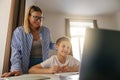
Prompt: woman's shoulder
<box><xmin>14</xmin><ymin>26</ymin><xmax>24</xmax><ymax>32</ymax></box>
<box><xmin>13</xmin><ymin>26</ymin><xmax>25</xmax><ymax>36</ymax></box>
<box><xmin>41</xmin><ymin>26</ymin><xmax>50</xmax><ymax>31</ymax></box>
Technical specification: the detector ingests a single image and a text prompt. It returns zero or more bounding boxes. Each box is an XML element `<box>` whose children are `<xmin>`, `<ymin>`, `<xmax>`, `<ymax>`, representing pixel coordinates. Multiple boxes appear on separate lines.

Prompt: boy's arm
<box><xmin>62</xmin><ymin>65</ymin><xmax>79</xmax><ymax>72</ymax></box>
<box><xmin>29</xmin><ymin>64</ymin><xmax>60</xmax><ymax>74</ymax></box>
<box><xmin>69</xmin><ymin>66</ymin><xmax>79</xmax><ymax>72</ymax></box>
<box><xmin>29</xmin><ymin>64</ymin><xmax>50</xmax><ymax>74</ymax></box>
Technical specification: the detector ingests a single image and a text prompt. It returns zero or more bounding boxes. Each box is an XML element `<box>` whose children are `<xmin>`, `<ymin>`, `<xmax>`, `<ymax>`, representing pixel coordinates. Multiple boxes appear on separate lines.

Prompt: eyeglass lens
<box><xmin>32</xmin><ymin>15</ymin><xmax>44</xmax><ymax>21</ymax></box>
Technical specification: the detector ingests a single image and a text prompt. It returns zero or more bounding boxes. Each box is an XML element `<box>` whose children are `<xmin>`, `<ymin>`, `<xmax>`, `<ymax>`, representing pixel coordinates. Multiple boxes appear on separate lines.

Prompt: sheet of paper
<box><xmin>55</xmin><ymin>72</ymin><xmax>79</xmax><ymax>80</ymax></box>
<box><xmin>1</xmin><ymin>74</ymin><xmax>50</xmax><ymax>80</ymax></box>
<box><xmin>0</xmin><ymin>78</ymin><xmax>9</xmax><ymax>80</ymax></box>
<box><xmin>55</xmin><ymin>72</ymin><xmax>79</xmax><ymax>76</ymax></box>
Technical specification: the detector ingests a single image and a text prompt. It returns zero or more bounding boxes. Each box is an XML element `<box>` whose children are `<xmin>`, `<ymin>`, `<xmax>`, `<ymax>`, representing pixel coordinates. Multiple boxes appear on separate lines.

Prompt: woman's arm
<box><xmin>1</xmin><ymin>27</ymin><xmax>23</xmax><ymax>78</ymax></box>
<box><xmin>1</xmin><ymin>70</ymin><xmax>21</xmax><ymax>78</ymax></box>
<box><xmin>50</xmin><ymin>42</ymin><xmax>56</xmax><ymax>50</ymax></box>
<box><xmin>10</xmin><ymin>27</ymin><xmax>22</xmax><ymax>72</ymax></box>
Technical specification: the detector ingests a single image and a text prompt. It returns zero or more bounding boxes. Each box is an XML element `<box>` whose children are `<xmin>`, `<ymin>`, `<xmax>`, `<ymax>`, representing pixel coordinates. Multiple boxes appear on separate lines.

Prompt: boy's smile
<box><xmin>56</xmin><ymin>41</ymin><xmax>71</xmax><ymax>57</ymax></box>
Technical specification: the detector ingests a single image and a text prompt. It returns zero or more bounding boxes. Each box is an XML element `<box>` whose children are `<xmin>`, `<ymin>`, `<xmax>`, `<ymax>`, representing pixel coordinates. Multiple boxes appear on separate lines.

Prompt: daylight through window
<box><xmin>70</xmin><ymin>20</ymin><xmax>94</xmax><ymax>61</ymax></box>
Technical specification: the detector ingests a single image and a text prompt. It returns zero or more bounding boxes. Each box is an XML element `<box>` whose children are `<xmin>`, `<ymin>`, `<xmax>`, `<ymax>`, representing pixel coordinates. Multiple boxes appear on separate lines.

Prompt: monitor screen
<box><xmin>80</xmin><ymin>28</ymin><xmax>120</xmax><ymax>80</ymax></box>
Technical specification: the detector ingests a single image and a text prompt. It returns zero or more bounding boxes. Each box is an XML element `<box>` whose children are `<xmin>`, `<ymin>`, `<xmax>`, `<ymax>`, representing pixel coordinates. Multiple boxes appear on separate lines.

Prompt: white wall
<box><xmin>25</xmin><ymin>0</ymin><xmax>34</xmax><ymax>9</ymax></box>
<box><xmin>96</xmin><ymin>15</ymin><xmax>118</xmax><ymax>30</ymax></box>
<box><xmin>0</xmin><ymin>0</ymin><xmax>11</xmax><ymax>74</ymax></box>
<box><xmin>43</xmin><ymin>13</ymin><xmax>66</xmax><ymax>42</ymax></box>
<box><xmin>116</xmin><ymin>12</ymin><xmax>120</xmax><ymax>30</ymax></box>
<box><xmin>43</xmin><ymin>12</ymin><xmax>118</xmax><ymax>42</ymax></box>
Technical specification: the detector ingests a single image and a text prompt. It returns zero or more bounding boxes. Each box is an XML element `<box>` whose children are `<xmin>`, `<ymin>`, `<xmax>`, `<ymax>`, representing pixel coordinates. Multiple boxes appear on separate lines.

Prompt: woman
<box><xmin>1</xmin><ymin>5</ymin><xmax>55</xmax><ymax>77</ymax></box>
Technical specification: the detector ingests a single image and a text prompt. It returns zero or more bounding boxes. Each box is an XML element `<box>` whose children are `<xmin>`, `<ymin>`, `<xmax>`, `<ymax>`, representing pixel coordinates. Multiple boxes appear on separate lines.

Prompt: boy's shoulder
<box><xmin>67</xmin><ymin>55</ymin><xmax>73</xmax><ymax>58</ymax></box>
<box><xmin>67</xmin><ymin>55</ymin><xmax>79</xmax><ymax>61</ymax></box>
<box><xmin>47</xmin><ymin>55</ymin><xmax>58</xmax><ymax>62</ymax></box>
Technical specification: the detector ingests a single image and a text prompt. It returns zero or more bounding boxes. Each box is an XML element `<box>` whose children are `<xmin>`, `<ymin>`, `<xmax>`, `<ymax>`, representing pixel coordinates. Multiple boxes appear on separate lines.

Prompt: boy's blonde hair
<box><xmin>56</xmin><ymin>36</ymin><xmax>71</xmax><ymax>45</ymax></box>
<box><xmin>23</xmin><ymin>5</ymin><xmax>42</xmax><ymax>33</ymax></box>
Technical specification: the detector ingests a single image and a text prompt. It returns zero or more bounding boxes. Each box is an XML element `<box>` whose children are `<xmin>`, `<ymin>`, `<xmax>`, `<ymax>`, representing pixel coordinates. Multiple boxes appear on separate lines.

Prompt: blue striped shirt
<box><xmin>10</xmin><ymin>26</ymin><xmax>55</xmax><ymax>74</ymax></box>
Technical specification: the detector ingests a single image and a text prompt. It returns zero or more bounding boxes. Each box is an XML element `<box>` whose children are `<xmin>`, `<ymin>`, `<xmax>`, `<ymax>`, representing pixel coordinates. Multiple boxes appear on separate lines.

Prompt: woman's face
<box><xmin>29</xmin><ymin>11</ymin><xmax>43</xmax><ymax>30</ymax></box>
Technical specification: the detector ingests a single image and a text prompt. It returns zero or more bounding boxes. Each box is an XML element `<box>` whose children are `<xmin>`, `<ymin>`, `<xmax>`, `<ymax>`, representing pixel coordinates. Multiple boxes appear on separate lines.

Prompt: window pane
<box><xmin>70</xmin><ymin>20</ymin><xmax>94</xmax><ymax>61</ymax></box>
<box><xmin>70</xmin><ymin>27</ymin><xmax>86</xmax><ymax>36</ymax></box>
<box><xmin>71</xmin><ymin>37</ymin><xmax>80</xmax><ymax>61</ymax></box>
<box><xmin>80</xmin><ymin>37</ymin><xmax>85</xmax><ymax>54</ymax></box>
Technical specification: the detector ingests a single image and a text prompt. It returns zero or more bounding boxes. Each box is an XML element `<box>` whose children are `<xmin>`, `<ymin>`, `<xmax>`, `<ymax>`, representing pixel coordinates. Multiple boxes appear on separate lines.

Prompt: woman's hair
<box><xmin>56</xmin><ymin>36</ymin><xmax>71</xmax><ymax>45</ymax></box>
<box><xmin>23</xmin><ymin>5</ymin><xmax>42</xmax><ymax>33</ymax></box>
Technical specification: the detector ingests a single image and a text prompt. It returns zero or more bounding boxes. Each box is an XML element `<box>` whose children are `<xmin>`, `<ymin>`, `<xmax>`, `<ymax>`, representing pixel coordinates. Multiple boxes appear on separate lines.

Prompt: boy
<box><xmin>29</xmin><ymin>37</ymin><xmax>80</xmax><ymax>74</ymax></box>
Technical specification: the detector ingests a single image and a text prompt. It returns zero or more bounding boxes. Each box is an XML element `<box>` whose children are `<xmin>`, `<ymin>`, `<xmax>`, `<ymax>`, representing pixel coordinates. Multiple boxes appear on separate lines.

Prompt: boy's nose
<box><xmin>64</xmin><ymin>48</ymin><xmax>69</xmax><ymax>52</ymax></box>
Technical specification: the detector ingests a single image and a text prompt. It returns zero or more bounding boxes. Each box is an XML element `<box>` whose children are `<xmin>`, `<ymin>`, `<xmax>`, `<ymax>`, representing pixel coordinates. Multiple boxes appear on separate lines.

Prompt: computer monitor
<box><xmin>80</xmin><ymin>28</ymin><xmax>120</xmax><ymax>80</ymax></box>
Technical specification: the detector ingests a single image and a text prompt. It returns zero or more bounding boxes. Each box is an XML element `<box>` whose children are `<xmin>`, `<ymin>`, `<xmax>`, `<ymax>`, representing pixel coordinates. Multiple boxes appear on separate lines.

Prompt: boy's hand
<box><xmin>49</xmin><ymin>65</ymin><xmax>60</xmax><ymax>73</ymax></box>
<box><xmin>61</xmin><ymin>65</ymin><xmax>72</xmax><ymax>72</ymax></box>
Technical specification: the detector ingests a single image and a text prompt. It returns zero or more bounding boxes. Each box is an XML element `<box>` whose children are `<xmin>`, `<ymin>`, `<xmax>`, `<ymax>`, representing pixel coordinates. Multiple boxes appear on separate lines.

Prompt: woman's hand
<box><xmin>1</xmin><ymin>70</ymin><xmax>21</xmax><ymax>78</ymax></box>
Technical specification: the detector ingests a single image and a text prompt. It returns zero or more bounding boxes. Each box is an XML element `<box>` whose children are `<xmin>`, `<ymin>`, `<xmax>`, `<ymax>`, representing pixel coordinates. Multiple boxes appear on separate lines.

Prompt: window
<box><xmin>69</xmin><ymin>20</ymin><xmax>95</xmax><ymax>61</ymax></box>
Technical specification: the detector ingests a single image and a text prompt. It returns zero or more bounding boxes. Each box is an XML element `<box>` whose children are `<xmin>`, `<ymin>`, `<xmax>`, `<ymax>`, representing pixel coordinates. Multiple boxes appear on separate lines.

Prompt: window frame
<box><xmin>66</xmin><ymin>19</ymin><xmax>97</xmax><ymax>61</ymax></box>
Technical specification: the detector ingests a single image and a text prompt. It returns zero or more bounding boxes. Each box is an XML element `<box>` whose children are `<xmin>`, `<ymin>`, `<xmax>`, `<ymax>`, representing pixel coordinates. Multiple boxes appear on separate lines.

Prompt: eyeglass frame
<box><xmin>30</xmin><ymin>15</ymin><xmax>44</xmax><ymax>21</ymax></box>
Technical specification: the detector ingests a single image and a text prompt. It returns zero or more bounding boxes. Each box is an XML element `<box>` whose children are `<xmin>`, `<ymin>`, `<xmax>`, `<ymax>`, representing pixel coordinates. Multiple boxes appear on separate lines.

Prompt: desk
<box><xmin>0</xmin><ymin>73</ymin><xmax>79</xmax><ymax>80</ymax></box>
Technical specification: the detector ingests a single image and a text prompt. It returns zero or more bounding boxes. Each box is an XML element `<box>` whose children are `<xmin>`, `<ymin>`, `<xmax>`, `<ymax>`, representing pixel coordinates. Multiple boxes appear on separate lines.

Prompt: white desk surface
<box><xmin>0</xmin><ymin>72</ymin><xmax>79</xmax><ymax>80</ymax></box>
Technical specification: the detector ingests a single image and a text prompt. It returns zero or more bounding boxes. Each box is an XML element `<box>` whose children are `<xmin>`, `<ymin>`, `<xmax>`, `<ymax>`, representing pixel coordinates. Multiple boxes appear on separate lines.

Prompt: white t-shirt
<box><xmin>40</xmin><ymin>55</ymin><xmax>80</xmax><ymax>68</ymax></box>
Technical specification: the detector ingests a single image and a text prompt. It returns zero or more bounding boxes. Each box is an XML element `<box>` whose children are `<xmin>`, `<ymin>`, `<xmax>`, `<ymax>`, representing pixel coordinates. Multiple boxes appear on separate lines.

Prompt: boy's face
<box><xmin>56</xmin><ymin>41</ymin><xmax>71</xmax><ymax>57</ymax></box>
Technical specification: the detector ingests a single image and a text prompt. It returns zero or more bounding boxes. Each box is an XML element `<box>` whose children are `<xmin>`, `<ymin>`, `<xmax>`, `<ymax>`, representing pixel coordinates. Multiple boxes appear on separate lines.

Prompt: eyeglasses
<box><xmin>31</xmin><ymin>15</ymin><xmax>44</xmax><ymax>21</ymax></box>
